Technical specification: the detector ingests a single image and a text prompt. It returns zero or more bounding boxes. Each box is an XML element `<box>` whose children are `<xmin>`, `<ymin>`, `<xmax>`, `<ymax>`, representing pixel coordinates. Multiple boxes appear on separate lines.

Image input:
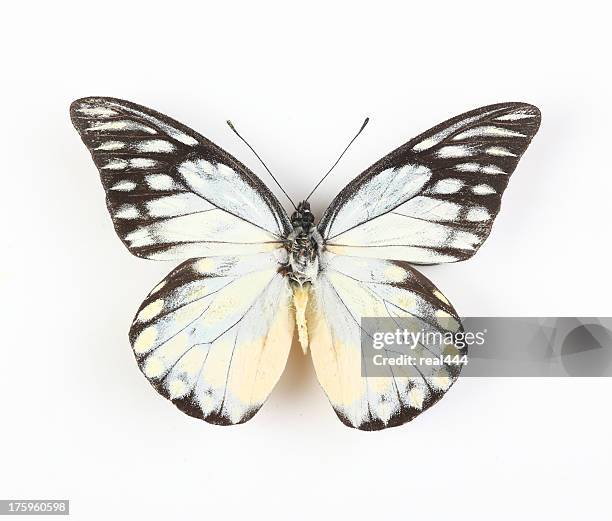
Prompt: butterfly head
<box><xmin>291</xmin><ymin>201</ymin><xmax>315</xmax><ymax>231</ymax></box>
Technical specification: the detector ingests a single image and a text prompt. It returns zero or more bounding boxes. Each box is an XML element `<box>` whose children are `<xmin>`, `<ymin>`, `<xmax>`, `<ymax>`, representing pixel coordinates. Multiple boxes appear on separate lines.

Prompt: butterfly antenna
<box><xmin>226</xmin><ymin>120</ymin><xmax>297</xmax><ymax>211</ymax></box>
<box><xmin>305</xmin><ymin>117</ymin><xmax>370</xmax><ymax>202</ymax></box>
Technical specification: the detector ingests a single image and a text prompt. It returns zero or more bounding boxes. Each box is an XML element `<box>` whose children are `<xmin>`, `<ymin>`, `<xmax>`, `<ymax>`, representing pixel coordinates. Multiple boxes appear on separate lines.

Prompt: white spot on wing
<box><xmin>466</xmin><ymin>207</ymin><xmax>490</xmax><ymax>221</ymax></box>
<box><xmin>495</xmin><ymin>112</ymin><xmax>537</xmax><ymax>121</ymax></box>
<box><xmin>77</xmin><ymin>106</ymin><xmax>119</xmax><ymax>117</ymax></box>
<box><xmin>115</xmin><ymin>205</ymin><xmax>139</xmax><ymax>219</ymax></box>
<box><xmin>137</xmin><ymin>299</ymin><xmax>164</xmax><ymax>322</ymax></box>
<box><xmin>133</xmin><ymin>326</ymin><xmax>158</xmax><ymax>354</ymax></box>
<box><xmin>431</xmin><ymin>178</ymin><xmax>464</xmax><ymax>194</ymax></box>
<box><xmin>87</xmin><ymin>120</ymin><xmax>157</xmax><ymax>134</ymax></box>
<box><xmin>146</xmin><ymin>174</ymin><xmax>175</xmax><ymax>190</ymax></box>
<box><xmin>486</xmin><ymin>146</ymin><xmax>516</xmax><ymax>157</ymax></box>
<box><xmin>455</xmin><ymin>163</ymin><xmax>507</xmax><ymax>175</ymax></box>
<box><xmin>455</xmin><ymin>162</ymin><xmax>481</xmax><ymax>173</ymax></box>
<box><xmin>452</xmin><ymin>126</ymin><xmax>526</xmax><ymax>140</ymax></box>
<box><xmin>110</xmin><ymin>180</ymin><xmax>137</xmax><ymax>191</ymax></box>
<box><xmin>95</xmin><ymin>141</ymin><xmax>125</xmax><ymax>151</ymax></box>
<box><xmin>471</xmin><ymin>184</ymin><xmax>495</xmax><ymax>195</ymax></box>
<box><xmin>102</xmin><ymin>159</ymin><xmax>127</xmax><ymax>170</ymax></box>
<box><xmin>136</xmin><ymin>140</ymin><xmax>176</xmax><ymax>153</ymax></box>
<box><xmin>482</xmin><ymin>165</ymin><xmax>506</xmax><ymax>175</ymax></box>
<box><xmin>436</xmin><ymin>145</ymin><xmax>474</xmax><ymax>158</ymax></box>
<box><xmin>131</xmin><ymin>158</ymin><xmax>159</xmax><ymax>169</ymax></box>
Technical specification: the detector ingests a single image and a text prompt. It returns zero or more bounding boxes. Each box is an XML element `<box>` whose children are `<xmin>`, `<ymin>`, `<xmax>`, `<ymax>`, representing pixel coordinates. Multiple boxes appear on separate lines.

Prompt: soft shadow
<box><xmin>274</xmin><ymin>334</ymin><xmax>318</xmax><ymax>400</ymax></box>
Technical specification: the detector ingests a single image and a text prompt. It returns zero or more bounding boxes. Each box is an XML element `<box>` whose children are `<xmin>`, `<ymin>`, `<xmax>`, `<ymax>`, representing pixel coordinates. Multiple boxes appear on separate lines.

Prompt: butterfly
<box><xmin>70</xmin><ymin>97</ymin><xmax>540</xmax><ymax>430</ymax></box>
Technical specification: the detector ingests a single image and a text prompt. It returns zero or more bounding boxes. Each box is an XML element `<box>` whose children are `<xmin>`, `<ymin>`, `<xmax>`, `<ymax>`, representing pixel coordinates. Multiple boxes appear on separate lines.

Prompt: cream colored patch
<box><xmin>133</xmin><ymin>326</ymin><xmax>158</xmax><ymax>354</ymax></box>
<box><xmin>137</xmin><ymin>299</ymin><xmax>164</xmax><ymax>322</ymax></box>
<box><xmin>168</xmin><ymin>378</ymin><xmax>188</xmax><ymax>399</ymax></box>
<box><xmin>370</xmin><ymin>377</ymin><xmax>394</xmax><ymax>393</ymax></box>
<box><xmin>293</xmin><ymin>285</ymin><xmax>310</xmax><ymax>353</ymax></box>
<box><xmin>194</xmin><ymin>258</ymin><xmax>216</xmax><ymax>273</ymax></box>
<box><xmin>308</xmin><ymin>300</ymin><xmax>366</xmax><ymax>426</ymax></box>
<box><xmin>431</xmin><ymin>371</ymin><xmax>452</xmax><ymax>391</ymax></box>
<box><xmin>435</xmin><ymin>310</ymin><xmax>460</xmax><ymax>331</ymax></box>
<box><xmin>376</xmin><ymin>401</ymin><xmax>395</xmax><ymax>424</ymax></box>
<box><xmin>175</xmin><ymin>344</ymin><xmax>208</xmax><ymax>374</ymax></box>
<box><xmin>407</xmin><ymin>387</ymin><xmax>425</xmax><ymax>409</ymax></box>
<box><xmin>433</xmin><ymin>290</ymin><xmax>450</xmax><ymax>305</ymax></box>
<box><xmin>225</xmin><ymin>293</ymin><xmax>294</xmax><ymax>405</ymax></box>
<box><xmin>144</xmin><ymin>356</ymin><xmax>165</xmax><ymax>378</ymax></box>
<box><xmin>383</xmin><ymin>264</ymin><xmax>407</xmax><ymax>283</ymax></box>
<box><xmin>200</xmin><ymin>335</ymin><xmax>236</xmax><ymax>388</ymax></box>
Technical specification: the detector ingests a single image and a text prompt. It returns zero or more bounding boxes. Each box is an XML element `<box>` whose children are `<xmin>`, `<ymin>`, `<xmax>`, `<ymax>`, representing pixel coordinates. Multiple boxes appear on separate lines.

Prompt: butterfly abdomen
<box><xmin>292</xmin><ymin>284</ymin><xmax>310</xmax><ymax>353</ymax></box>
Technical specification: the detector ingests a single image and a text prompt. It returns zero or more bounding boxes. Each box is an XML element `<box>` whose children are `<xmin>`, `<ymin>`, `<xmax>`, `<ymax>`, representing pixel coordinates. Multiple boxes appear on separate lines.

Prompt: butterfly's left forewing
<box><xmin>70</xmin><ymin>97</ymin><xmax>291</xmax><ymax>260</ymax></box>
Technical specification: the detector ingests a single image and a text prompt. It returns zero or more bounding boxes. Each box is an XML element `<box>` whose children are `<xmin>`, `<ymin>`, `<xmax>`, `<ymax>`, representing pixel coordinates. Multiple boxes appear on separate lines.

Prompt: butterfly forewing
<box><xmin>319</xmin><ymin>102</ymin><xmax>541</xmax><ymax>264</ymax></box>
<box><xmin>70</xmin><ymin>97</ymin><xmax>291</xmax><ymax>260</ymax></box>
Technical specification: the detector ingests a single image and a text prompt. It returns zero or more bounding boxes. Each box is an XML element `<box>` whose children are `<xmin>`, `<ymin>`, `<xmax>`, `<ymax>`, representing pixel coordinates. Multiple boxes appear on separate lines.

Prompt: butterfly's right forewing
<box><xmin>318</xmin><ymin>102</ymin><xmax>541</xmax><ymax>264</ymax></box>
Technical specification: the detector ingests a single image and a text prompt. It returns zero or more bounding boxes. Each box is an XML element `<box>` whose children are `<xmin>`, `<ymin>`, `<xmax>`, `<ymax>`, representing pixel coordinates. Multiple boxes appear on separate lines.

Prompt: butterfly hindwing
<box><xmin>319</xmin><ymin>102</ymin><xmax>541</xmax><ymax>264</ymax></box>
<box><xmin>309</xmin><ymin>252</ymin><xmax>463</xmax><ymax>430</ymax></box>
<box><xmin>70</xmin><ymin>97</ymin><xmax>291</xmax><ymax>260</ymax></box>
<box><xmin>129</xmin><ymin>250</ymin><xmax>294</xmax><ymax>424</ymax></box>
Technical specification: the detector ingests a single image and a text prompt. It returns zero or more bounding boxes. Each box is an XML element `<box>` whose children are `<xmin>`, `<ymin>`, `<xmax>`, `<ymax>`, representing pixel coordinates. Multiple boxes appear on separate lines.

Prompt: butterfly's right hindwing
<box><xmin>308</xmin><ymin>252</ymin><xmax>463</xmax><ymax>430</ymax></box>
<box><xmin>70</xmin><ymin>97</ymin><xmax>292</xmax><ymax>260</ymax></box>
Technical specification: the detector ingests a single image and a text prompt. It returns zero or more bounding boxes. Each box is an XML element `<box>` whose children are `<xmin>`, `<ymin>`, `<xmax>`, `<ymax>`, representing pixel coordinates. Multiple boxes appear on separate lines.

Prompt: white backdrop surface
<box><xmin>1</xmin><ymin>1</ymin><xmax>610</xmax><ymax>519</ymax></box>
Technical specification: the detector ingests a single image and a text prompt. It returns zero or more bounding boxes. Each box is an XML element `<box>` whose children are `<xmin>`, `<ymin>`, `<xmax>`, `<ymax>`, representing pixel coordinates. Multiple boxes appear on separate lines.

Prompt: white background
<box><xmin>1</xmin><ymin>1</ymin><xmax>610</xmax><ymax>519</ymax></box>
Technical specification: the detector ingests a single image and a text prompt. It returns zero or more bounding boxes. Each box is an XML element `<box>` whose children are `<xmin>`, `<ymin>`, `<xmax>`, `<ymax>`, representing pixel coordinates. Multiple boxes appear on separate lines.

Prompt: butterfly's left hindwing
<box><xmin>130</xmin><ymin>250</ymin><xmax>294</xmax><ymax>425</ymax></box>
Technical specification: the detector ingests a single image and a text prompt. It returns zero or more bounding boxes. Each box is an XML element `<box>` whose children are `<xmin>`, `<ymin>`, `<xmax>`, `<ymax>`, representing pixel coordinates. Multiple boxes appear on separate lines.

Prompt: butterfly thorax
<box><xmin>288</xmin><ymin>201</ymin><xmax>321</xmax><ymax>286</ymax></box>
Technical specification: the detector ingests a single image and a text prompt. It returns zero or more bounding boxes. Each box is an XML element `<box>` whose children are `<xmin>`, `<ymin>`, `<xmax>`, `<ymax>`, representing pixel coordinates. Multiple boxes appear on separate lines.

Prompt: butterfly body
<box><xmin>287</xmin><ymin>201</ymin><xmax>321</xmax><ymax>286</ymax></box>
<box><xmin>70</xmin><ymin>97</ymin><xmax>540</xmax><ymax>430</ymax></box>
